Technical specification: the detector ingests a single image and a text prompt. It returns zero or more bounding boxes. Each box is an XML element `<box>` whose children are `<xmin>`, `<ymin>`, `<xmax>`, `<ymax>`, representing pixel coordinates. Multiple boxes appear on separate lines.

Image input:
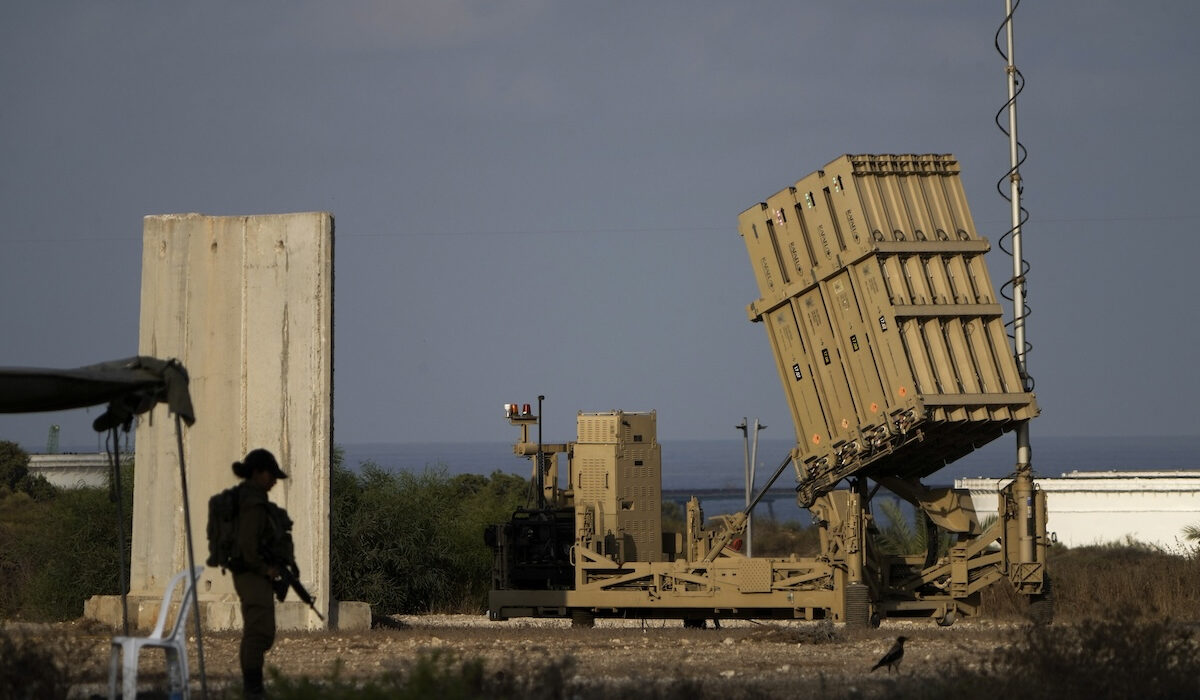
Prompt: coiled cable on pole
<box><xmin>995</xmin><ymin>0</ymin><xmax>1035</xmax><ymax>393</ymax></box>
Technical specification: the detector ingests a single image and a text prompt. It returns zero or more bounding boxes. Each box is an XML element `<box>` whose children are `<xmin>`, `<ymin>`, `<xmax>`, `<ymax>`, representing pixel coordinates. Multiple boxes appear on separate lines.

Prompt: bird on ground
<box><xmin>871</xmin><ymin>636</ymin><xmax>907</xmax><ymax>673</ymax></box>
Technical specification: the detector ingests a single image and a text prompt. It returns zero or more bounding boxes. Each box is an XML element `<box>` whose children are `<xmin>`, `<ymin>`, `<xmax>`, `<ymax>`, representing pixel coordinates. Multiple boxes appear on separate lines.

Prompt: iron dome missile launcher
<box><xmin>487</xmin><ymin>155</ymin><xmax>1049</xmax><ymax>627</ymax></box>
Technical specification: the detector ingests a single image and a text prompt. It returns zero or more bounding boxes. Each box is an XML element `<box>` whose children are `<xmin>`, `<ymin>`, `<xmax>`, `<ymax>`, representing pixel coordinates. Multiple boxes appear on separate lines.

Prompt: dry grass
<box><xmin>749</xmin><ymin>518</ymin><xmax>1200</xmax><ymax>625</ymax></box>
<box><xmin>1048</xmin><ymin>542</ymin><xmax>1200</xmax><ymax>620</ymax></box>
<box><xmin>977</xmin><ymin>541</ymin><xmax>1200</xmax><ymax>622</ymax></box>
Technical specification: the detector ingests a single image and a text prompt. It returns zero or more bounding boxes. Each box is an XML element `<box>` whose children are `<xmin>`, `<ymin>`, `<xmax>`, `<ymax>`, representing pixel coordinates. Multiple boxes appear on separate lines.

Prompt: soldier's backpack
<box><xmin>206</xmin><ymin>485</ymin><xmax>243</xmax><ymax>572</ymax></box>
<box><xmin>206</xmin><ymin>485</ymin><xmax>295</xmax><ymax>574</ymax></box>
<box><xmin>262</xmin><ymin>501</ymin><xmax>296</xmax><ymax>566</ymax></box>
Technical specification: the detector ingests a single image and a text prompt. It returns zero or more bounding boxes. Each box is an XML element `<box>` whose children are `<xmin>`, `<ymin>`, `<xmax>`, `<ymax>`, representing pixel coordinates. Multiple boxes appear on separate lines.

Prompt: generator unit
<box><xmin>573</xmin><ymin>411</ymin><xmax>664</xmax><ymax>563</ymax></box>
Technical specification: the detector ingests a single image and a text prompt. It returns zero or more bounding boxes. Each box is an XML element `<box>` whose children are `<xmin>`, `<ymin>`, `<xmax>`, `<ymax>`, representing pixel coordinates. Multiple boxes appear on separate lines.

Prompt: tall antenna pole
<box><xmin>1005</xmin><ymin>0</ymin><xmax>1030</xmax><ymax>469</ymax></box>
<box><xmin>1003</xmin><ymin>0</ymin><xmax>1036</xmax><ymax>564</ymax></box>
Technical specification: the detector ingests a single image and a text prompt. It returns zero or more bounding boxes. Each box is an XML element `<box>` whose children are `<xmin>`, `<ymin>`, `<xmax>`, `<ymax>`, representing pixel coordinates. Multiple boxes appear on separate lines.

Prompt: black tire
<box><xmin>1028</xmin><ymin>574</ymin><xmax>1054</xmax><ymax>626</ymax></box>
<box><xmin>923</xmin><ymin>513</ymin><xmax>940</xmax><ymax>569</ymax></box>
<box><xmin>936</xmin><ymin>608</ymin><xmax>957</xmax><ymax>627</ymax></box>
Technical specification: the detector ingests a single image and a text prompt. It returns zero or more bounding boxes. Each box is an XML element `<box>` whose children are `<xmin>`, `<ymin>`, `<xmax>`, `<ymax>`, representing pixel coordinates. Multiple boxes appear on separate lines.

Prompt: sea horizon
<box><xmin>336</xmin><ymin>434</ymin><xmax>1200</xmax><ymax>523</ymax></box>
<box><xmin>40</xmin><ymin>433</ymin><xmax>1200</xmax><ymax>485</ymax></box>
<box><xmin>31</xmin><ymin>433</ymin><xmax>1198</xmax><ymax>523</ymax></box>
<box><xmin>338</xmin><ymin>434</ymin><xmax>1200</xmax><ymax>488</ymax></box>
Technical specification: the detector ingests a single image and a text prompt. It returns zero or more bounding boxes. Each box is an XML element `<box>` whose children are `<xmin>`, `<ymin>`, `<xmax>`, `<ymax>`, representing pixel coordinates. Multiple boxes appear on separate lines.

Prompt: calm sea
<box><xmin>341</xmin><ymin>435</ymin><xmax>1200</xmax><ymax>522</ymax></box>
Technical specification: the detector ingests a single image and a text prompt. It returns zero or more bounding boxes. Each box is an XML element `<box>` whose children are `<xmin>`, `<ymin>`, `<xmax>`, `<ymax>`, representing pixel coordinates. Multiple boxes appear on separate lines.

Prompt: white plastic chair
<box><xmin>108</xmin><ymin>566</ymin><xmax>203</xmax><ymax>700</ymax></box>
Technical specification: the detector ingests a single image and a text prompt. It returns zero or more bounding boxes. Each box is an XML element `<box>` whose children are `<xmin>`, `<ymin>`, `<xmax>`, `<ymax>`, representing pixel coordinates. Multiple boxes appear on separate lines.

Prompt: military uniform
<box><xmin>233</xmin><ymin>481</ymin><xmax>278</xmax><ymax>695</ymax></box>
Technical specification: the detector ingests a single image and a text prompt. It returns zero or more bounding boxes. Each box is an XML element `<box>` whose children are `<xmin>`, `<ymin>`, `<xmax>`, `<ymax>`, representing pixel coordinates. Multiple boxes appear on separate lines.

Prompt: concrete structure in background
<box><xmin>27</xmin><ymin>453</ymin><xmax>111</xmax><ymax>489</ymax></box>
<box><xmin>957</xmin><ymin>471</ymin><xmax>1200</xmax><ymax>550</ymax></box>
<box><xmin>86</xmin><ymin>212</ymin><xmax>368</xmax><ymax>632</ymax></box>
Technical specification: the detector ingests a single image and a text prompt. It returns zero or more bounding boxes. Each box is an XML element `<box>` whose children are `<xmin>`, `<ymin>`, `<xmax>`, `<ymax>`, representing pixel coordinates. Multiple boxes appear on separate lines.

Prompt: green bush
<box><xmin>330</xmin><ymin>461</ymin><xmax>528</xmax><ymax>615</ymax></box>
<box><xmin>0</xmin><ymin>444</ymin><xmax>527</xmax><ymax>621</ymax></box>
<box><xmin>0</xmin><ymin>460</ymin><xmax>131</xmax><ymax>621</ymax></box>
<box><xmin>0</xmin><ymin>440</ymin><xmax>57</xmax><ymax>502</ymax></box>
<box><xmin>0</xmin><ymin>441</ymin><xmax>30</xmax><ymax>490</ymax></box>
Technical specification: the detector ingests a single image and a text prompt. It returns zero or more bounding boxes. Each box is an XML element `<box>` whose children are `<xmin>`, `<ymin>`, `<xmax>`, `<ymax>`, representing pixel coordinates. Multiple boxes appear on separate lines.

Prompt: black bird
<box><xmin>871</xmin><ymin>636</ymin><xmax>907</xmax><ymax>673</ymax></box>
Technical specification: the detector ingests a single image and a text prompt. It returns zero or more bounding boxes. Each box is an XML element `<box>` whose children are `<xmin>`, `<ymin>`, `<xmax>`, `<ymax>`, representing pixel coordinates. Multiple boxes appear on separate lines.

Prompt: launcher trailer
<box><xmin>486</xmin><ymin>154</ymin><xmax>1049</xmax><ymax>627</ymax></box>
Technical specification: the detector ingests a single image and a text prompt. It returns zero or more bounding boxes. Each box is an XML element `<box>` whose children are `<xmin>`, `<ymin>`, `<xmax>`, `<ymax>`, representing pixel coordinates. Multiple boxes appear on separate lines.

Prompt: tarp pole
<box><xmin>105</xmin><ymin>428</ymin><xmax>130</xmax><ymax>637</ymax></box>
<box><xmin>175</xmin><ymin>413</ymin><xmax>208</xmax><ymax>698</ymax></box>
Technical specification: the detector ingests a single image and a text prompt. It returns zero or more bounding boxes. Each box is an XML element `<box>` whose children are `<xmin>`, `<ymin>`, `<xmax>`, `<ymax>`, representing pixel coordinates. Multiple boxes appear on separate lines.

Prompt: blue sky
<box><xmin>2</xmin><ymin>1</ymin><xmax>1198</xmax><ymax>452</ymax></box>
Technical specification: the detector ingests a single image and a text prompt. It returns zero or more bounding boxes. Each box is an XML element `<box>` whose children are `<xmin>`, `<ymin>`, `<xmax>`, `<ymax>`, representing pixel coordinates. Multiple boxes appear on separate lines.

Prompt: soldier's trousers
<box><xmin>233</xmin><ymin>571</ymin><xmax>276</xmax><ymax>672</ymax></box>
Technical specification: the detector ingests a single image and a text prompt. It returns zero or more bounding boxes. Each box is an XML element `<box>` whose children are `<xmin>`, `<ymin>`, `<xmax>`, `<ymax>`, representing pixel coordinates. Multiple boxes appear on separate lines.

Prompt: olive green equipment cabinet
<box><xmin>485</xmin><ymin>154</ymin><xmax>1049</xmax><ymax>628</ymax></box>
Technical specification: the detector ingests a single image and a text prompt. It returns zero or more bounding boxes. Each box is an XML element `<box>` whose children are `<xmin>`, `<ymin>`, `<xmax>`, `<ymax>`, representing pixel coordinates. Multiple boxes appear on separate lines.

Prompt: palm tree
<box><xmin>875</xmin><ymin>498</ymin><xmax>920</xmax><ymax>555</ymax></box>
<box><xmin>1183</xmin><ymin>524</ymin><xmax>1200</xmax><ymax>542</ymax></box>
<box><xmin>874</xmin><ymin>498</ymin><xmax>952</xmax><ymax>558</ymax></box>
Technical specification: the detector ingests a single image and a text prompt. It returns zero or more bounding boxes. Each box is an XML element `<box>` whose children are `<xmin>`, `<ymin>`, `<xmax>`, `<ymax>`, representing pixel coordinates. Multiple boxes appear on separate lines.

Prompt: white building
<box><xmin>957</xmin><ymin>470</ymin><xmax>1200</xmax><ymax>551</ymax></box>
<box><xmin>27</xmin><ymin>453</ymin><xmax>113</xmax><ymax>489</ymax></box>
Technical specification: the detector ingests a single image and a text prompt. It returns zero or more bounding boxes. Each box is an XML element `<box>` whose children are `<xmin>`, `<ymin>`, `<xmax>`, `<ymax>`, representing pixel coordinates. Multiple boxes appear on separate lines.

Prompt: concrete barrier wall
<box><xmin>131</xmin><ymin>212</ymin><xmax>334</xmax><ymax>629</ymax></box>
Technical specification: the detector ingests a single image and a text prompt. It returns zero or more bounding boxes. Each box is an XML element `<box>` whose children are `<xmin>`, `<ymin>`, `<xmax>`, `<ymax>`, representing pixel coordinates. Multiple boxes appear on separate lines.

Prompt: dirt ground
<box><xmin>19</xmin><ymin>614</ymin><xmax>1022</xmax><ymax>698</ymax></box>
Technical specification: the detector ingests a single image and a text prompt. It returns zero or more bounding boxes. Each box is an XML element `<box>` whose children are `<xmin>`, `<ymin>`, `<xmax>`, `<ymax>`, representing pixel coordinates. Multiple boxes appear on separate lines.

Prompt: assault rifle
<box><xmin>270</xmin><ymin>561</ymin><xmax>325</xmax><ymax>622</ymax></box>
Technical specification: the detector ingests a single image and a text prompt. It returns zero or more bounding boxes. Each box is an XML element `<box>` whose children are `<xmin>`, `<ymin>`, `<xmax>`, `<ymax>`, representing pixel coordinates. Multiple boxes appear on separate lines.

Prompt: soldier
<box><xmin>230</xmin><ymin>448</ymin><xmax>290</xmax><ymax>699</ymax></box>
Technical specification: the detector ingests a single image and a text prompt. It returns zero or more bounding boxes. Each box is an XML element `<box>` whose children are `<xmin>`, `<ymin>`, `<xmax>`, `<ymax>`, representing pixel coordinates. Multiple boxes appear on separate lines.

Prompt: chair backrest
<box><xmin>148</xmin><ymin>565</ymin><xmax>204</xmax><ymax>641</ymax></box>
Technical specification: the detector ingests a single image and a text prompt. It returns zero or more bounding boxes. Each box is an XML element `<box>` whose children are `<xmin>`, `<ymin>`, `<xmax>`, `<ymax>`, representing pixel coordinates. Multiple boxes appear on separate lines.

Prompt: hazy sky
<box><xmin>2</xmin><ymin>2</ymin><xmax>1198</xmax><ymax>453</ymax></box>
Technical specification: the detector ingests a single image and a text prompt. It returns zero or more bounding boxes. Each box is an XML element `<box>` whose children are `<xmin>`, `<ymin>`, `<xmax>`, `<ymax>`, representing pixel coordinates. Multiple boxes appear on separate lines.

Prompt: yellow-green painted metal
<box><xmin>486</xmin><ymin>154</ymin><xmax>1048</xmax><ymax>628</ymax></box>
<box><xmin>739</xmin><ymin>154</ymin><xmax>1038</xmax><ymax>506</ymax></box>
<box><xmin>488</xmin><ymin>409</ymin><xmax>1008</xmax><ymax>626</ymax></box>
<box><xmin>574</xmin><ymin>411</ymin><xmax>664</xmax><ymax>563</ymax></box>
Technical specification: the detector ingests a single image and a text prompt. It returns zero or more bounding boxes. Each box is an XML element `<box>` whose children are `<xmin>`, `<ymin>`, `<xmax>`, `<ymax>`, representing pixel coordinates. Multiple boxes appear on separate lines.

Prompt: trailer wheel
<box><xmin>922</xmin><ymin>513</ymin><xmax>940</xmax><ymax>569</ymax></box>
<box><xmin>1028</xmin><ymin>575</ymin><xmax>1054</xmax><ymax>626</ymax></box>
<box><xmin>936</xmin><ymin>608</ymin><xmax>957</xmax><ymax>627</ymax></box>
<box><xmin>570</xmin><ymin>610</ymin><xmax>595</xmax><ymax>628</ymax></box>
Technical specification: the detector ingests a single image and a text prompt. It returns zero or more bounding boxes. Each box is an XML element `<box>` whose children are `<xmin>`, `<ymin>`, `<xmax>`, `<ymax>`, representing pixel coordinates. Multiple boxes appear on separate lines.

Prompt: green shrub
<box><xmin>330</xmin><ymin>462</ymin><xmax>528</xmax><ymax>615</ymax></box>
<box><xmin>661</xmin><ymin>499</ymin><xmax>685</xmax><ymax>533</ymax></box>
<box><xmin>0</xmin><ymin>441</ymin><xmax>30</xmax><ymax>490</ymax></box>
<box><xmin>0</xmin><ymin>440</ymin><xmax>58</xmax><ymax>502</ymax></box>
<box><xmin>0</xmin><ymin>460</ymin><xmax>131</xmax><ymax>621</ymax></box>
<box><xmin>1</xmin><ymin>444</ymin><xmax>528</xmax><ymax>620</ymax></box>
